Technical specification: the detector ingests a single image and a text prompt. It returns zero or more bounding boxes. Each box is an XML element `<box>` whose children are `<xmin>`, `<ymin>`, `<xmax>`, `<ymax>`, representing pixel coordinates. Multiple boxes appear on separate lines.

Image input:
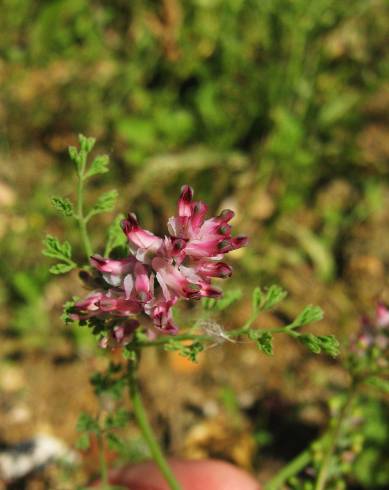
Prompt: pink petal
<box><xmin>90</xmin><ymin>255</ymin><xmax>134</xmax><ymax>274</ymax></box>
<box><xmin>178</xmin><ymin>185</ymin><xmax>194</xmax><ymax>217</ymax></box>
<box><xmin>134</xmin><ymin>263</ymin><xmax>152</xmax><ymax>302</ymax></box>
<box><xmin>153</xmin><ymin>257</ymin><xmax>201</xmax><ymax>299</ymax></box>
<box><xmin>197</xmin><ymin>261</ymin><xmax>232</xmax><ymax>278</ymax></box>
<box><xmin>376</xmin><ymin>303</ymin><xmax>389</xmax><ymax>328</ymax></box>
<box><xmin>230</xmin><ymin>235</ymin><xmax>249</xmax><ymax>249</ymax></box>
<box><xmin>184</xmin><ymin>239</ymin><xmax>221</xmax><ymax>258</ymax></box>
<box><xmin>189</xmin><ymin>201</ymin><xmax>208</xmax><ymax>233</ymax></box>
<box><xmin>121</xmin><ymin>213</ymin><xmax>163</xmax><ymax>252</ymax></box>
<box><xmin>123</xmin><ymin>274</ymin><xmax>134</xmax><ymax>298</ymax></box>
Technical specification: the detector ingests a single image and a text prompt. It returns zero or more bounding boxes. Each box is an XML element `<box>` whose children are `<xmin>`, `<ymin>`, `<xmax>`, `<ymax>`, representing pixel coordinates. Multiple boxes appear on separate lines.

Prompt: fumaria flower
<box><xmin>351</xmin><ymin>302</ymin><xmax>389</xmax><ymax>358</ymax></box>
<box><xmin>72</xmin><ymin>185</ymin><xmax>248</xmax><ymax>347</ymax></box>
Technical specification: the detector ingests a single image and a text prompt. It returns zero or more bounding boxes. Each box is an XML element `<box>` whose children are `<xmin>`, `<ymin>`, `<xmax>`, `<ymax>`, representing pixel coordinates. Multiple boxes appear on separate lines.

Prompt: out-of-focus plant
<box><xmin>43</xmin><ymin>135</ymin><xmax>339</xmax><ymax>489</ymax></box>
<box><xmin>10</xmin><ymin>271</ymin><xmax>49</xmax><ymax>343</ymax></box>
<box><xmin>265</xmin><ymin>303</ymin><xmax>389</xmax><ymax>490</ymax></box>
<box><xmin>1</xmin><ymin>0</ymin><xmax>387</xmax><ymax>211</ymax></box>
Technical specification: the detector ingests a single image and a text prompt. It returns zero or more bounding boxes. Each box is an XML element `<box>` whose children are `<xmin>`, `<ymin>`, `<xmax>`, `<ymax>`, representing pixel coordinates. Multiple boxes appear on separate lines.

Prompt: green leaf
<box><xmin>365</xmin><ymin>377</ymin><xmax>389</xmax><ymax>393</ymax></box>
<box><xmin>181</xmin><ymin>342</ymin><xmax>204</xmax><ymax>362</ymax></box>
<box><xmin>256</xmin><ymin>332</ymin><xmax>273</xmax><ymax>355</ymax></box>
<box><xmin>122</xmin><ymin>346</ymin><xmax>137</xmax><ymax>362</ymax></box>
<box><xmin>106</xmin><ymin>433</ymin><xmax>127</xmax><ymax>453</ymax></box>
<box><xmin>90</xmin><ymin>370</ymin><xmax>126</xmax><ymax>399</ymax></box>
<box><xmin>78</xmin><ymin>134</ymin><xmax>96</xmax><ymax>153</ymax></box>
<box><xmin>77</xmin><ymin>412</ymin><xmax>99</xmax><ymax>433</ymax></box>
<box><xmin>164</xmin><ymin>339</ymin><xmax>204</xmax><ymax>362</ymax></box>
<box><xmin>317</xmin><ymin>335</ymin><xmax>340</xmax><ymax>357</ymax></box>
<box><xmin>42</xmin><ymin>234</ymin><xmax>72</xmax><ymax>261</ymax></box>
<box><xmin>85</xmin><ymin>154</ymin><xmax>110</xmax><ymax>179</ymax></box>
<box><xmin>49</xmin><ymin>263</ymin><xmax>75</xmax><ymax>275</ymax></box>
<box><xmin>252</xmin><ymin>287</ymin><xmax>263</xmax><ymax>314</ymax></box>
<box><xmin>43</xmin><ymin>235</ymin><xmax>75</xmax><ymax>275</ymax></box>
<box><xmin>68</xmin><ymin>146</ymin><xmax>79</xmax><ymax>162</ymax></box>
<box><xmin>299</xmin><ymin>333</ymin><xmax>322</xmax><ymax>354</ymax></box>
<box><xmin>105</xmin><ymin>409</ymin><xmax>130</xmax><ymax>430</ymax></box>
<box><xmin>298</xmin><ymin>334</ymin><xmax>339</xmax><ymax>357</ymax></box>
<box><xmin>62</xmin><ymin>299</ymin><xmax>77</xmax><ymax>323</ymax></box>
<box><xmin>87</xmin><ymin>190</ymin><xmax>118</xmax><ymax>220</ymax></box>
<box><xmin>262</xmin><ymin>285</ymin><xmax>288</xmax><ymax>310</ymax></box>
<box><xmin>51</xmin><ymin>196</ymin><xmax>74</xmax><ymax>217</ymax></box>
<box><xmin>75</xmin><ymin>433</ymin><xmax>90</xmax><ymax>451</ymax></box>
<box><xmin>293</xmin><ymin>305</ymin><xmax>324</xmax><ymax>328</ymax></box>
<box><xmin>68</xmin><ymin>145</ymin><xmax>84</xmax><ymax>171</ymax></box>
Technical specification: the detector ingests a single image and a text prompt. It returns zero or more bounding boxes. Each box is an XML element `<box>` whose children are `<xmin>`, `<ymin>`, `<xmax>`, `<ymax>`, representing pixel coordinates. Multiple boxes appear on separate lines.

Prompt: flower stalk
<box><xmin>75</xmin><ymin>152</ymin><xmax>93</xmax><ymax>260</ymax></box>
<box><xmin>127</xmin><ymin>358</ymin><xmax>182</xmax><ymax>490</ymax></box>
<box><xmin>97</xmin><ymin>430</ymin><xmax>110</xmax><ymax>490</ymax></box>
<box><xmin>314</xmin><ymin>382</ymin><xmax>358</xmax><ymax>490</ymax></box>
<box><xmin>265</xmin><ymin>446</ymin><xmax>312</xmax><ymax>490</ymax></box>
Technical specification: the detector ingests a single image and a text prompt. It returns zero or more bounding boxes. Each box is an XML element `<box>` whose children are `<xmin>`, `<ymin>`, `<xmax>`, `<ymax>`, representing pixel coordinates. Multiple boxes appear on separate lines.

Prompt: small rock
<box><xmin>7</xmin><ymin>405</ymin><xmax>32</xmax><ymax>424</ymax></box>
<box><xmin>0</xmin><ymin>435</ymin><xmax>79</xmax><ymax>482</ymax></box>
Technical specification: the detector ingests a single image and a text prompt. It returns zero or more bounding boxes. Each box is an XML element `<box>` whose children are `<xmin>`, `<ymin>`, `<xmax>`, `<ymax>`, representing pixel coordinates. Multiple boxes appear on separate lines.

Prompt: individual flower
<box><xmin>99</xmin><ymin>320</ymin><xmax>139</xmax><ymax>349</ymax></box>
<box><xmin>167</xmin><ymin>185</ymin><xmax>248</xmax><ymax>260</ymax></box>
<box><xmin>351</xmin><ymin>302</ymin><xmax>389</xmax><ymax>361</ymax></box>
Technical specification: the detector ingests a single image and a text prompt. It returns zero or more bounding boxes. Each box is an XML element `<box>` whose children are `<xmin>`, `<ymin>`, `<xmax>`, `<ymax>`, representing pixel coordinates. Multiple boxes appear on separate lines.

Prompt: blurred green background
<box><xmin>0</xmin><ymin>0</ymin><xmax>389</xmax><ymax>488</ymax></box>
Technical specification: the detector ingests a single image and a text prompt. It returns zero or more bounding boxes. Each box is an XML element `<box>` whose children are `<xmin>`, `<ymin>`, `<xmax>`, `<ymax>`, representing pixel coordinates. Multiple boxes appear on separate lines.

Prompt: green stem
<box><xmin>134</xmin><ymin>333</ymin><xmax>212</xmax><ymax>347</ymax></box>
<box><xmin>314</xmin><ymin>384</ymin><xmax>357</xmax><ymax>490</ymax></box>
<box><xmin>265</xmin><ymin>446</ymin><xmax>312</xmax><ymax>490</ymax></box>
<box><xmin>97</xmin><ymin>431</ymin><xmax>109</xmax><ymax>490</ymax></box>
<box><xmin>134</xmin><ymin>326</ymin><xmax>296</xmax><ymax>349</ymax></box>
<box><xmin>127</xmin><ymin>360</ymin><xmax>182</xmax><ymax>490</ymax></box>
<box><xmin>76</xmin><ymin>166</ymin><xmax>93</xmax><ymax>260</ymax></box>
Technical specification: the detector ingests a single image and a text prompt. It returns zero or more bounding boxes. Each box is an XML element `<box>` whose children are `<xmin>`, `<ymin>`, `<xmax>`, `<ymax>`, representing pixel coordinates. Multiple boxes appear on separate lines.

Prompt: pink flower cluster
<box><xmin>352</xmin><ymin>303</ymin><xmax>389</xmax><ymax>358</ymax></box>
<box><xmin>73</xmin><ymin>186</ymin><xmax>248</xmax><ymax>347</ymax></box>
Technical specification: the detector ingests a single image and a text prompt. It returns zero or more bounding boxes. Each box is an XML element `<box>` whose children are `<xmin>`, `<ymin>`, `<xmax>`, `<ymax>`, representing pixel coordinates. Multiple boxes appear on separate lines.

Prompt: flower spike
<box><xmin>74</xmin><ymin>185</ymin><xmax>248</xmax><ymax>341</ymax></box>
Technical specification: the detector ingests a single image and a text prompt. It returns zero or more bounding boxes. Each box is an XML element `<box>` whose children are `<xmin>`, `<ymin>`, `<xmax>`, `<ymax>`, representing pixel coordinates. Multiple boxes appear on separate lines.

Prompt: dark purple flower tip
<box><xmin>231</xmin><ymin>235</ymin><xmax>249</xmax><ymax>248</ymax></box>
<box><xmin>183</xmin><ymin>283</ymin><xmax>202</xmax><ymax>299</ymax></box>
<box><xmin>193</xmin><ymin>202</ymin><xmax>206</xmax><ymax>214</ymax></box>
<box><xmin>219</xmin><ymin>209</ymin><xmax>235</xmax><ymax>222</ymax></box>
<box><xmin>217</xmin><ymin>239</ymin><xmax>232</xmax><ymax>252</ymax></box>
<box><xmin>198</xmin><ymin>261</ymin><xmax>233</xmax><ymax>278</ymax></box>
<box><xmin>180</xmin><ymin>185</ymin><xmax>194</xmax><ymax>203</ymax></box>
<box><xmin>173</xmin><ymin>238</ymin><xmax>186</xmax><ymax>251</ymax></box>
<box><xmin>121</xmin><ymin>213</ymin><xmax>139</xmax><ymax>233</ymax></box>
<box><xmin>202</xmin><ymin>285</ymin><xmax>222</xmax><ymax>298</ymax></box>
<box><xmin>218</xmin><ymin>224</ymin><xmax>231</xmax><ymax>236</ymax></box>
<box><xmin>90</xmin><ymin>255</ymin><xmax>106</xmax><ymax>267</ymax></box>
<box><xmin>215</xmin><ymin>263</ymin><xmax>233</xmax><ymax>278</ymax></box>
